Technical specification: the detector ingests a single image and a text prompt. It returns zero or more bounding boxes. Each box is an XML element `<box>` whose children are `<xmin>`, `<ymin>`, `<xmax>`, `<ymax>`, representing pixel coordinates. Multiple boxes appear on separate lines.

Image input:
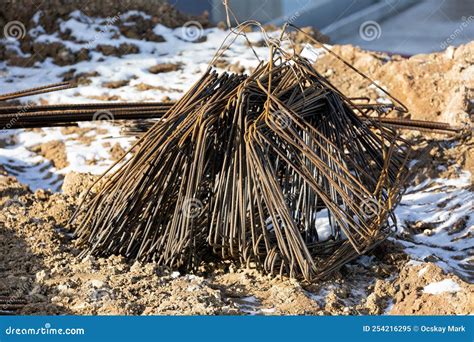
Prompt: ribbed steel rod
<box><xmin>0</xmin><ymin>101</ymin><xmax>464</xmax><ymax>134</ymax></box>
<box><xmin>0</xmin><ymin>82</ymin><xmax>75</xmax><ymax>101</ymax></box>
<box><xmin>0</xmin><ymin>101</ymin><xmax>174</xmax><ymax>114</ymax></box>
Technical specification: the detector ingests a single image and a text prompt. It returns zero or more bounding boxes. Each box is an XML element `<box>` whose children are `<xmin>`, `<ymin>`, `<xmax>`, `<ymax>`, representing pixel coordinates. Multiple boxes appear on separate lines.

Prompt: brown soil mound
<box><xmin>0</xmin><ymin>2</ymin><xmax>209</xmax><ymax>67</ymax></box>
<box><xmin>30</xmin><ymin>140</ymin><xmax>69</xmax><ymax>169</ymax></box>
<box><xmin>389</xmin><ymin>263</ymin><xmax>473</xmax><ymax>315</ymax></box>
<box><xmin>0</xmin><ymin>1</ymin><xmax>208</xmax><ymax>31</ymax></box>
<box><xmin>0</xmin><ymin>174</ymin><xmax>471</xmax><ymax>315</ymax></box>
<box><xmin>314</xmin><ymin>42</ymin><xmax>473</xmax><ymax>126</ymax></box>
<box><xmin>314</xmin><ymin>42</ymin><xmax>474</xmax><ymax>175</ymax></box>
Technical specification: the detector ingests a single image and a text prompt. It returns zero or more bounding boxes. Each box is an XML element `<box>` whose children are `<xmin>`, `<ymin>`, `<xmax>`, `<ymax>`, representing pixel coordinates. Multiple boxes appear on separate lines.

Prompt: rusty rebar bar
<box><xmin>0</xmin><ymin>100</ymin><xmax>463</xmax><ymax>134</ymax></box>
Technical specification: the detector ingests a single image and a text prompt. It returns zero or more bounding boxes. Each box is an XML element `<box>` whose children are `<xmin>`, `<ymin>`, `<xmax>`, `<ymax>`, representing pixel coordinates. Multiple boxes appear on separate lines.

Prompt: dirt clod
<box><xmin>30</xmin><ymin>140</ymin><xmax>69</xmax><ymax>169</ymax></box>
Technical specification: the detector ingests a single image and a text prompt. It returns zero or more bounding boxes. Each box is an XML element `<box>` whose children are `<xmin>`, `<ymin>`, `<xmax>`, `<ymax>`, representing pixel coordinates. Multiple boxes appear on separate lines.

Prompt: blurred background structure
<box><xmin>174</xmin><ymin>0</ymin><xmax>474</xmax><ymax>55</ymax></box>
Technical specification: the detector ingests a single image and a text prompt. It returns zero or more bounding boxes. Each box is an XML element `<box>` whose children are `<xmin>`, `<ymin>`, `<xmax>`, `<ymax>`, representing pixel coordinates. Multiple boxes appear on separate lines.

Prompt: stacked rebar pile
<box><xmin>6</xmin><ymin>24</ymin><xmax>466</xmax><ymax>281</ymax></box>
<box><xmin>66</xmin><ymin>43</ymin><xmax>411</xmax><ymax>281</ymax></box>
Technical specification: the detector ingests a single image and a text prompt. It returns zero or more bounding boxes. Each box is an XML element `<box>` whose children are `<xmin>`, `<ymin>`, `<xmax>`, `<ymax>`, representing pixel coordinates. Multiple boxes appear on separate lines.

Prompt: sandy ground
<box><xmin>0</xmin><ymin>9</ymin><xmax>473</xmax><ymax>315</ymax></box>
<box><xmin>0</xmin><ymin>170</ymin><xmax>472</xmax><ymax>315</ymax></box>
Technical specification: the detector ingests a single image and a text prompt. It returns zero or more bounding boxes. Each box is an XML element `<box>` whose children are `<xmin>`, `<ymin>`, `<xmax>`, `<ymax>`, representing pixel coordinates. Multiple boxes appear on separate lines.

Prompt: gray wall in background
<box><xmin>210</xmin><ymin>0</ymin><xmax>377</xmax><ymax>28</ymax></box>
<box><xmin>211</xmin><ymin>0</ymin><xmax>283</xmax><ymax>25</ymax></box>
<box><xmin>173</xmin><ymin>0</ymin><xmax>474</xmax><ymax>55</ymax></box>
<box><xmin>171</xmin><ymin>0</ymin><xmax>212</xmax><ymax>16</ymax></box>
<box><xmin>270</xmin><ymin>0</ymin><xmax>378</xmax><ymax>29</ymax></box>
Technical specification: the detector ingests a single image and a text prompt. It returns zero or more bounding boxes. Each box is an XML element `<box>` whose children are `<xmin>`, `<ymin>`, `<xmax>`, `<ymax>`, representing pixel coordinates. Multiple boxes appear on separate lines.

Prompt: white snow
<box><xmin>383</xmin><ymin>300</ymin><xmax>394</xmax><ymax>315</ymax></box>
<box><xmin>1</xmin><ymin>11</ymin><xmax>295</xmax><ymax>192</ymax></box>
<box><xmin>423</xmin><ymin>279</ymin><xmax>461</xmax><ymax>294</ymax></box>
<box><xmin>418</xmin><ymin>266</ymin><xmax>429</xmax><ymax>277</ymax></box>
<box><xmin>233</xmin><ymin>295</ymin><xmax>275</xmax><ymax>315</ymax></box>
<box><xmin>406</xmin><ymin>259</ymin><xmax>423</xmax><ymax>267</ymax></box>
<box><xmin>357</xmin><ymin>158</ymin><xmax>474</xmax><ymax>283</ymax></box>
<box><xmin>265</xmin><ymin>207</ymin><xmax>334</xmax><ymax>242</ymax></box>
<box><xmin>300</xmin><ymin>43</ymin><xmax>326</xmax><ymax>63</ymax></box>
<box><xmin>393</xmin><ymin>169</ymin><xmax>473</xmax><ymax>281</ymax></box>
<box><xmin>0</xmin><ymin>11</ymin><xmax>472</xmax><ymax>284</ymax></box>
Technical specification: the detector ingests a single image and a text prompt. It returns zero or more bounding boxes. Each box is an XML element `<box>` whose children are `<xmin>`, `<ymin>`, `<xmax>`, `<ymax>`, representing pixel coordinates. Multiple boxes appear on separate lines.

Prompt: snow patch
<box><xmin>394</xmin><ymin>169</ymin><xmax>473</xmax><ymax>282</ymax></box>
<box><xmin>423</xmin><ymin>279</ymin><xmax>461</xmax><ymax>294</ymax></box>
<box><xmin>418</xmin><ymin>266</ymin><xmax>429</xmax><ymax>277</ymax></box>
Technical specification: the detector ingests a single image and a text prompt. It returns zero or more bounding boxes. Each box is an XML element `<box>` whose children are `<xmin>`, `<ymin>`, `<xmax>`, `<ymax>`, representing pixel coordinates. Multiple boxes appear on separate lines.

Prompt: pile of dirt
<box><xmin>389</xmin><ymin>263</ymin><xmax>473</xmax><ymax>315</ymax></box>
<box><xmin>0</xmin><ymin>26</ymin><xmax>472</xmax><ymax>315</ymax></box>
<box><xmin>0</xmin><ymin>1</ymin><xmax>209</xmax><ymax>68</ymax></box>
<box><xmin>403</xmin><ymin>135</ymin><xmax>474</xmax><ymax>184</ymax></box>
<box><xmin>314</xmin><ymin>42</ymin><xmax>473</xmax><ymax>127</ymax></box>
<box><xmin>314</xmin><ymin>42</ymin><xmax>473</xmax><ymax>175</ymax></box>
<box><xmin>0</xmin><ymin>174</ymin><xmax>471</xmax><ymax>315</ymax></box>
<box><xmin>0</xmin><ymin>0</ymin><xmax>208</xmax><ymax>31</ymax></box>
<box><xmin>30</xmin><ymin>140</ymin><xmax>68</xmax><ymax>169</ymax></box>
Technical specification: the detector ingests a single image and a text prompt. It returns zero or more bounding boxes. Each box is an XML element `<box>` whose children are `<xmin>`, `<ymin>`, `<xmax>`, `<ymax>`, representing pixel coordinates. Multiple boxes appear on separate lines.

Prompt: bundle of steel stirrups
<box><xmin>62</xmin><ymin>24</ymin><xmax>414</xmax><ymax>281</ymax></box>
<box><xmin>0</xmin><ymin>23</ymin><xmax>462</xmax><ymax>281</ymax></box>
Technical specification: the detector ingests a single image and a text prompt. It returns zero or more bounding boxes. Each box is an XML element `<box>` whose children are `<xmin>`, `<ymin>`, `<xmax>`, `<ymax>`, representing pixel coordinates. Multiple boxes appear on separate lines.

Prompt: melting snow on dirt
<box><xmin>0</xmin><ymin>11</ymin><xmax>472</xmax><ymax>290</ymax></box>
<box><xmin>394</xmin><ymin>170</ymin><xmax>473</xmax><ymax>282</ymax></box>
<box><xmin>423</xmin><ymin>279</ymin><xmax>461</xmax><ymax>294</ymax></box>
